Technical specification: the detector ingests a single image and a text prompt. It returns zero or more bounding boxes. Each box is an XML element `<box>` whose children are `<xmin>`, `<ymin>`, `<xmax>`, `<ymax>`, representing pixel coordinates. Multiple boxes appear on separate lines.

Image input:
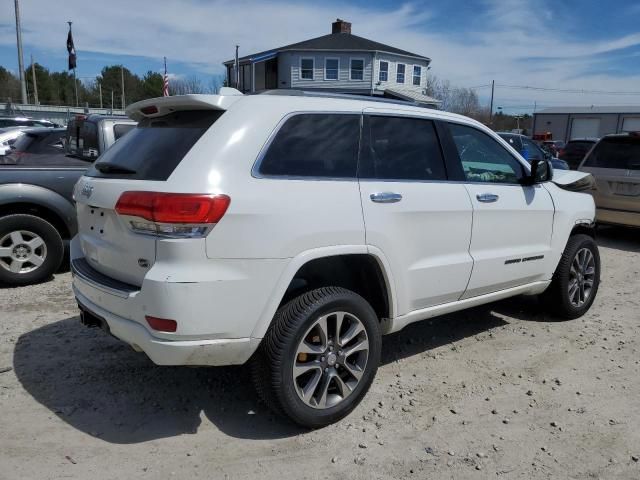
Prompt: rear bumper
<box><xmin>596</xmin><ymin>207</ymin><xmax>640</xmax><ymax>228</ymax></box>
<box><xmin>70</xmin><ymin>235</ymin><xmax>287</xmax><ymax>366</ymax></box>
<box><xmin>74</xmin><ymin>287</ymin><xmax>258</xmax><ymax>366</ymax></box>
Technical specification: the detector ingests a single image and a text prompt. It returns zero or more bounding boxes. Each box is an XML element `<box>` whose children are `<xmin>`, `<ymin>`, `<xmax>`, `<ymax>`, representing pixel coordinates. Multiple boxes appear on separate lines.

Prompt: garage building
<box><xmin>532</xmin><ymin>106</ymin><xmax>640</xmax><ymax>142</ymax></box>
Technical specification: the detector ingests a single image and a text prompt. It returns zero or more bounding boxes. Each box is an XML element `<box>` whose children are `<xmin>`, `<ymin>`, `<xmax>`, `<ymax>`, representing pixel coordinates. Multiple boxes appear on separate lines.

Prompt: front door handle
<box><xmin>476</xmin><ymin>193</ymin><xmax>499</xmax><ymax>203</ymax></box>
<box><xmin>370</xmin><ymin>192</ymin><xmax>403</xmax><ymax>203</ymax></box>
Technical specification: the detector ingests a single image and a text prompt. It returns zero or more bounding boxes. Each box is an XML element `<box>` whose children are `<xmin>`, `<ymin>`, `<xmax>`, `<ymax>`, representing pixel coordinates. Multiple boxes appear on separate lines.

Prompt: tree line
<box><xmin>0</xmin><ymin>64</ymin><xmax>223</xmax><ymax>108</ymax></box>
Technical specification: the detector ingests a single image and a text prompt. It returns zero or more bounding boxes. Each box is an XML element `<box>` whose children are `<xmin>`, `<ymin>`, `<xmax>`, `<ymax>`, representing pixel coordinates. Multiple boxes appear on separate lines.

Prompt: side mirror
<box><xmin>524</xmin><ymin>159</ymin><xmax>553</xmax><ymax>185</ymax></box>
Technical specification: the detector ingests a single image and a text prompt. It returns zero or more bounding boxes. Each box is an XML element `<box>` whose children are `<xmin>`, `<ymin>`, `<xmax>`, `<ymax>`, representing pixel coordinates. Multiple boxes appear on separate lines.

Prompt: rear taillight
<box><xmin>115</xmin><ymin>191</ymin><xmax>230</xmax><ymax>238</ymax></box>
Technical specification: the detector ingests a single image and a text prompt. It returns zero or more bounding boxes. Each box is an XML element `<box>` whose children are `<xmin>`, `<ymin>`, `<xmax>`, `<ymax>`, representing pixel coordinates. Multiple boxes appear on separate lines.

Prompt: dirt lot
<box><xmin>1</xmin><ymin>226</ymin><xmax>639</xmax><ymax>480</ymax></box>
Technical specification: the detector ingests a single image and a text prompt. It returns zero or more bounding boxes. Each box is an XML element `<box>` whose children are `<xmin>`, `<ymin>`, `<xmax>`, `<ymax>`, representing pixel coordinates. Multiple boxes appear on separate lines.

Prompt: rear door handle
<box><xmin>476</xmin><ymin>193</ymin><xmax>499</xmax><ymax>203</ymax></box>
<box><xmin>370</xmin><ymin>192</ymin><xmax>403</xmax><ymax>203</ymax></box>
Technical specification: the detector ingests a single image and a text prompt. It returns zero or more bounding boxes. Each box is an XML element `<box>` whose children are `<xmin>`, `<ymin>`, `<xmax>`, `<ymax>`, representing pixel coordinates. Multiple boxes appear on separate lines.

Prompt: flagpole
<box><xmin>68</xmin><ymin>21</ymin><xmax>78</xmax><ymax>107</ymax></box>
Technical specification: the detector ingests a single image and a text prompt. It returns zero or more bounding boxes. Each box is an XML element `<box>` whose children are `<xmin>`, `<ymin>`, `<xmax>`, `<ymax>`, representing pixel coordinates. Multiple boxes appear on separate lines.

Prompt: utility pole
<box><xmin>30</xmin><ymin>54</ymin><xmax>39</xmax><ymax>105</ymax></box>
<box><xmin>98</xmin><ymin>82</ymin><xmax>103</xmax><ymax>109</ymax></box>
<box><xmin>489</xmin><ymin>79</ymin><xmax>495</xmax><ymax>124</ymax></box>
<box><xmin>14</xmin><ymin>0</ymin><xmax>28</xmax><ymax>104</ymax></box>
<box><xmin>120</xmin><ymin>66</ymin><xmax>125</xmax><ymax>109</ymax></box>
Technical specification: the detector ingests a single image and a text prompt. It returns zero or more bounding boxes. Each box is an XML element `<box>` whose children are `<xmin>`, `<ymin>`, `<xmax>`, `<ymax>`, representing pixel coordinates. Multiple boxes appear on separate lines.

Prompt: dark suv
<box><xmin>559</xmin><ymin>139</ymin><xmax>598</xmax><ymax>170</ymax></box>
<box><xmin>498</xmin><ymin>133</ymin><xmax>569</xmax><ymax>170</ymax></box>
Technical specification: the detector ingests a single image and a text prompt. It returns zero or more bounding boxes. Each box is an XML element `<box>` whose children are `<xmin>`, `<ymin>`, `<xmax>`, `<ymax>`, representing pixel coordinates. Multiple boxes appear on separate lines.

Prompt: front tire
<box><xmin>541</xmin><ymin>234</ymin><xmax>600</xmax><ymax>319</ymax></box>
<box><xmin>0</xmin><ymin>214</ymin><xmax>64</xmax><ymax>286</ymax></box>
<box><xmin>252</xmin><ymin>287</ymin><xmax>381</xmax><ymax>428</ymax></box>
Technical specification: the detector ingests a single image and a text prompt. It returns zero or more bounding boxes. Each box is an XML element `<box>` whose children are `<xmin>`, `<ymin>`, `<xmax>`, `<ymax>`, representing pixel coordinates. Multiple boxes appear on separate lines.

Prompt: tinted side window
<box><xmin>360</xmin><ymin>116</ymin><xmax>446</xmax><ymax>181</ymax></box>
<box><xmin>258</xmin><ymin>114</ymin><xmax>360</xmax><ymax>178</ymax></box>
<box><xmin>521</xmin><ymin>138</ymin><xmax>544</xmax><ymax>161</ymax></box>
<box><xmin>114</xmin><ymin>123</ymin><xmax>135</xmax><ymax>140</ymax></box>
<box><xmin>449</xmin><ymin>123</ymin><xmax>524</xmax><ymax>184</ymax></box>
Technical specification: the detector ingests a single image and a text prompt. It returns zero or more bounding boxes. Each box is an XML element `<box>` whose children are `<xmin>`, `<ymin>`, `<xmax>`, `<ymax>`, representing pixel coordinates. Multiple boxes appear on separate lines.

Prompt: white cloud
<box><xmin>1</xmin><ymin>0</ymin><xmax>639</xmax><ymax>112</ymax></box>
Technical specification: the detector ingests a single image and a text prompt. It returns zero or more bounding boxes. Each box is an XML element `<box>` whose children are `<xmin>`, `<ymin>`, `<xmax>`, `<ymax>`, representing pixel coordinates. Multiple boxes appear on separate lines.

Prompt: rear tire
<box><xmin>541</xmin><ymin>234</ymin><xmax>600</xmax><ymax>319</ymax></box>
<box><xmin>0</xmin><ymin>214</ymin><xmax>64</xmax><ymax>286</ymax></box>
<box><xmin>251</xmin><ymin>287</ymin><xmax>381</xmax><ymax>428</ymax></box>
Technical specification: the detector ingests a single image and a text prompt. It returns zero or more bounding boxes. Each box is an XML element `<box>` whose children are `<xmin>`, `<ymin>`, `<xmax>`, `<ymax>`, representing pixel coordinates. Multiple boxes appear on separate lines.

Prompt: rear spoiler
<box><xmin>126</xmin><ymin>88</ymin><xmax>244</xmax><ymax>121</ymax></box>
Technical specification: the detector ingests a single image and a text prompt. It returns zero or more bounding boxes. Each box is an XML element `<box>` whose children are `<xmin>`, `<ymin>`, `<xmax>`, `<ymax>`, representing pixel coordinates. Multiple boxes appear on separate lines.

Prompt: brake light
<box><xmin>140</xmin><ymin>105</ymin><xmax>158</xmax><ymax>115</ymax></box>
<box><xmin>115</xmin><ymin>192</ymin><xmax>230</xmax><ymax>237</ymax></box>
<box><xmin>145</xmin><ymin>315</ymin><xmax>177</xmax><ymax>332</ymax></box>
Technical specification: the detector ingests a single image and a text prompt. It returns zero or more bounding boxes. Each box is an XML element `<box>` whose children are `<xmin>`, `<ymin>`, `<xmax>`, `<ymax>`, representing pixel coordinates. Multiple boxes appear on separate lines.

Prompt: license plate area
<box><xmin>610</xmin><ymin>181</ymin><xmax>640</xmax><ymax>197</ymax></box>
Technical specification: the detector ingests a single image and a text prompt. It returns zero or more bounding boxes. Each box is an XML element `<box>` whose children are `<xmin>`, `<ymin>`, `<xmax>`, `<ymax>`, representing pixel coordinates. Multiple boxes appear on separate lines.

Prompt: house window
<box><xmin>379</xmin><ymin>61</ymin><xmax>389</xmax><ymax>82</ymax></box>
<box><xmin>396</xmin><ymin>64</ymin><xmax>405</xmax><ymax>83</ymax></box>
<box><xmin>325</xmin><ymin>58</ymin><xmax>339</xmax><ymax>80</ymax></box>
<box><xmin>300</xmin><ymin>58</ymin><xmax>314</xmax><ymax>80</ymax></box>
<box><xmin>350</xmin><ymin>58</ymin><xmax>364</xmax><ymax>81</ymax></box>
<box><xmin>413</xmin><ymin>66</ymin><xmax>422</xmax><ymax>86</ymax></box>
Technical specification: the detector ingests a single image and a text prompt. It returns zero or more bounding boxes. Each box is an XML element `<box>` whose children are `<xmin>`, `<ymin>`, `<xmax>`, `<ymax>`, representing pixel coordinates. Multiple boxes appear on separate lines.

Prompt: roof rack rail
<box><xmin>252</xmin><ymin>89</ymin><xmax>424</xmax><ymax>108</ymax></box>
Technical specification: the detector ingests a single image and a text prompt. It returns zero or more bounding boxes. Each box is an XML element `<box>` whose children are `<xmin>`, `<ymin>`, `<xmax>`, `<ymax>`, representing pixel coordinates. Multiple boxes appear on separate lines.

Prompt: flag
<box><xmin>67</xmin><ymin>27</ymin><xmax>77</xmax><ymax>70</ymax></box>
<box><xmin>163</xmin><ymin>57</ymin><xmax>169</xmax><ymax>96</ymax></box>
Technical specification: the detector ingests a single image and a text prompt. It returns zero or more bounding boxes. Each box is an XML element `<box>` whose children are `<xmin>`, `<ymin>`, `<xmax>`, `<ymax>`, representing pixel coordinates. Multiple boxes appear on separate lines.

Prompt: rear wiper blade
<box><xmin>94</xmin><ymin>162</ymin><xmax>137</xmax><ymax>174</ymax></box>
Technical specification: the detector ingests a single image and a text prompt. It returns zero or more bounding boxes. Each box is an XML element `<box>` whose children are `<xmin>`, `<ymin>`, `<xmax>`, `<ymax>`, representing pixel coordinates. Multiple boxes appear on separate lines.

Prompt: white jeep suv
<box><xmin>71</xmin><ymin>89</ymin><xmax>600</xmax><ymax>428</ymax></box>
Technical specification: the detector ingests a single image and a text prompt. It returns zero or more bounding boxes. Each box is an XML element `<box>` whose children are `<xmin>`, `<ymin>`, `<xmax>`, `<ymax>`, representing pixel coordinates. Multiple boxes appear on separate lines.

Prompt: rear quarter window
<box><xmin>88</xmin><ymin>110</ymin><xmax>222</xmax><ymax>180</ymax></box>
<box><xmin>257</xmin><ymin>113</ymin><xmax>360</xmax><ymax>178</ymax></box>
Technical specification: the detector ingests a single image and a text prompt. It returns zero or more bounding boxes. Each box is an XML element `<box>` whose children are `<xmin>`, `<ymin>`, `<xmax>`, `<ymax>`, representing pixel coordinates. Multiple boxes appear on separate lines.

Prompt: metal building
<box><xmin>532</xmin><ymin>106</ymin><xmax>640</xmax><ymax>142</ymax></box>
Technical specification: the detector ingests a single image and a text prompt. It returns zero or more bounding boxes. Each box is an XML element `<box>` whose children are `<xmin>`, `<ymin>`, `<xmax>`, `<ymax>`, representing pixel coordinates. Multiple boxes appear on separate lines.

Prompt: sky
<box><xmin>1</xmin><ymin>0</ymin><xmax>640</xmax><ymax>113</ymax></box>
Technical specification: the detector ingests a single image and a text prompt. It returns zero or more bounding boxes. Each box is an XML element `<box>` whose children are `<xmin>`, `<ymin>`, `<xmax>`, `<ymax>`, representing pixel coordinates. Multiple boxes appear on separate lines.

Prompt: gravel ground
<box><xmin>1</xmin><ymin>226</ymin><xmax>639</xmax><ymax>480</ymax></box>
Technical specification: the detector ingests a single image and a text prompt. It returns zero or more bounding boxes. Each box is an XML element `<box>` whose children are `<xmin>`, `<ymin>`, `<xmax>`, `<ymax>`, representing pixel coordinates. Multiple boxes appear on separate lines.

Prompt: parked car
<box><xmin>0</xmin><ymin>128</ymin><xmax>30</xmax><ymax>156</ymax></box>
<box><xmin>498</xmin><ymin>132</ymin><xmax>569</xmax><ymax>170</ymax></box>
<box><xmin>0</xmin><ymin>116</ymin><xmax>56</xmax><ymax>128</ymax></box>
<box><xmin>71</xmin><ymin>91</ymin><xmax>599</xmax><ymax>428</ymax></box>
<box><xmin>1</xmin><ymin>127</ymin><xmax>66</xmax><ymax>163</ymax></box>
<box><xmin>558</xmin><ymin>139</ymin><xmax>598</xmax><ymax>170</ymax></box>
<box><xmin>0</xmin><ymin>115</ymin><xmax>136</xmax><ymax>286</ymax></box>
<box><xmin>578</xmin><ymin>132</ymin><xmax>640</xmax><ymax>227</ymax></box>
<box><xmin>542</xmin><ymin>140</ymin><xmax>565</xmax><ymax>157</ymax></box>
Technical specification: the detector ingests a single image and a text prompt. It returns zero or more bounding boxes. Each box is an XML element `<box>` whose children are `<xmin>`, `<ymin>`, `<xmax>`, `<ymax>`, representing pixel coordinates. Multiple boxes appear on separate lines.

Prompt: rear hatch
<box><xmin>580</xmin><ymin>135</ymin><xmax>640</xmax><ymax>214</ymax></box>
<box><xmin>75</xmin><ymin>95</ymin><xmax>237</xmax><ymax>286</ymax></box>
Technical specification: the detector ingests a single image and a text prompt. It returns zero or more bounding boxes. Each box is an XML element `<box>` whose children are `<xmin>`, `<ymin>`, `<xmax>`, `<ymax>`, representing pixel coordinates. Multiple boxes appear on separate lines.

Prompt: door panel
<box><xmin>462</xmin><ymin>184</ymin><xmax>554</xmax><ymax>298</ymax></box>
<box><xmin>360</xmin><ymin>181</ymin><xmax>473</xmax><ymax>313</ymax></box>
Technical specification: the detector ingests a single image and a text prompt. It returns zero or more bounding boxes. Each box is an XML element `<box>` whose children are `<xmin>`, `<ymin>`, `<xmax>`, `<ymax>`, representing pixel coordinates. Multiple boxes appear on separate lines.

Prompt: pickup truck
<box><xmin>0</xmin><ymin>114</ymin><xmax>136</xmax><ymax>285</ymax></box>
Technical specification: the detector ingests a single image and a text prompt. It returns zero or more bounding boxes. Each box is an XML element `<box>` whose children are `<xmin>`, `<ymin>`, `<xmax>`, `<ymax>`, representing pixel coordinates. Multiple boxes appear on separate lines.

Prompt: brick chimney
<box><xmin>332</xmin><ymin>18</ymin><xmax>351</xmax><ymax>34</ymax></box>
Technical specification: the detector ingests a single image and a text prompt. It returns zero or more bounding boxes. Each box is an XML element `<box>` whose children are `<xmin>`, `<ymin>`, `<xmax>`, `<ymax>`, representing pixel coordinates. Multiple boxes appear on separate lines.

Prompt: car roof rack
<box><xmin>253</xmin><ymin>89</ymin><xmax>424</xmax><ymax>108</ymax></box>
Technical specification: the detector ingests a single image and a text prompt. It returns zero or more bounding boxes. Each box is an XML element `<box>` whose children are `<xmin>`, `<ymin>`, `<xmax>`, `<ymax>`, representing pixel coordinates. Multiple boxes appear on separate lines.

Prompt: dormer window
<box><xmin>396</xmin><ymin>64</ymin><xmax>405</xmax><ymax>83</ymax></box>
<box><xmin>413</xmin><ymin>66</ymin><xmax>422</xmax><ymax>86</ymax></box>
<box><xmin>379</xmin><ymin>61</ymin><xmax>389</xmax><ymax>82</ymax></box>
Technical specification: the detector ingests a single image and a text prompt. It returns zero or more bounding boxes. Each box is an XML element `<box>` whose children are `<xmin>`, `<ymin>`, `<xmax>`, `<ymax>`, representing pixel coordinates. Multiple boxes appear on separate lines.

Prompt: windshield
<box><xmin>87</xmin><ymin>110</ymin><xmax>223</xmax><ymax>180</ymax></box>
<box><xmin>583</xmin><ymin>136</ymin><xmax>640</xmax><ymax>170</ymax></box>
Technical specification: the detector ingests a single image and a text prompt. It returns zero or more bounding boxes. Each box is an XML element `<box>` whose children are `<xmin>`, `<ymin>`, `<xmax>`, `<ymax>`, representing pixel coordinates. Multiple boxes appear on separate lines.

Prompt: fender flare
<box><xmin>0</xmin><ymin>183</ymin><xmax>77</xmax><ymax>236</ymax></box>
<box><xmin>249</xmin><ymin>244</ymin><xmax>398</xmax><ymax>339</ymax></box>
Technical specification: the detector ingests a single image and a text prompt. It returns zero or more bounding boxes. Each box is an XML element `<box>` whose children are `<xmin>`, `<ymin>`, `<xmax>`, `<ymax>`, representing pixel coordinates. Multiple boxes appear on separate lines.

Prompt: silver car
<box><xmin>579</xmin><ymin>132</ymin><xmax>640</xmax><ymax>227</ymax></box>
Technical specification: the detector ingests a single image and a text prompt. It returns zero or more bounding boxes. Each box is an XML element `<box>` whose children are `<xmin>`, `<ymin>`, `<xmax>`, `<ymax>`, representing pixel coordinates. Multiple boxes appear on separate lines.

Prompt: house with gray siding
<box><xmin>533</xmin><ymin>106</ymin><xmax>640</xmax><ymax>142</ymax></box>
<box><xmin>223</xmin><ymin>19</ymin><xmax>439</xmax><ymax>107</ymax></box>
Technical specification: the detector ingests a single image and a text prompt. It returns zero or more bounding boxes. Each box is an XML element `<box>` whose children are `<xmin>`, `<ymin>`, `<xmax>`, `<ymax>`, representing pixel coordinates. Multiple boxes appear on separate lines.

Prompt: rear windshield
<box><xmin>87</xmin><ymin>110</ymin><xmax>222</xmax><ymax>180</ymax></box>
<box><xmin>12</xmin><ymin>131</ymin><xmax>65</xmax><ymax>154</ymax></box>
<box><xmin>583</xmin><ymin>136</ymin><xmax>640</xmax><ymax>170</ymax></box>
<box><xmin>566</xmin><ymin>141</ymin><xmax>594</xmax><ymax>153</ymax></box>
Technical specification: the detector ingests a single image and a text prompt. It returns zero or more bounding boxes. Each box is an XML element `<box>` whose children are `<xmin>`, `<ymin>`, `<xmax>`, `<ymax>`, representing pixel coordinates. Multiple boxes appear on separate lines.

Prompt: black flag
<box><xmin>67</xmin><ymin>28</ymin><xmax>76</xmax><ymax>70</ymax></box>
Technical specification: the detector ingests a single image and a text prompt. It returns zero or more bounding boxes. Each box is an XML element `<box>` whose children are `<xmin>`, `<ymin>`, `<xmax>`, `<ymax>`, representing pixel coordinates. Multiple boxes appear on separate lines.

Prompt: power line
<box><xmin>495</xmin><ymin>84</ymin><xmax>640</xmax><ymax>96</ymax></box>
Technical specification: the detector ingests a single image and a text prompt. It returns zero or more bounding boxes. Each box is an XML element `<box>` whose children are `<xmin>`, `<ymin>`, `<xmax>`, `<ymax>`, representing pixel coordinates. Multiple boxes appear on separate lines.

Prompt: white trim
<box><xmin>324</xmin><ymin>57</ymin><xmax>340</xmax><ymax>81</ymax></box>
<box><xmin>349</xmin><ymin>57</ymin><xmax>365</xmax><ymax>81</ymax></box>
<box><xmin>299</xmin><ymin>57</ymin><xmax>314</xmax><ymax>80</ymax></box>
<box><xmin>412</xmin><ymin>65</ymin><xmax>422</xmax><ymax>86</ymax></box>
<box><xmin>378</xmin><ymin>60</ymin><xmax>389</xmax><ymax>83</ymax></box>
<box><xmin>396</xmin><ymin>63</ymin><xmax>406</xmax><ymax>84</ymax></box>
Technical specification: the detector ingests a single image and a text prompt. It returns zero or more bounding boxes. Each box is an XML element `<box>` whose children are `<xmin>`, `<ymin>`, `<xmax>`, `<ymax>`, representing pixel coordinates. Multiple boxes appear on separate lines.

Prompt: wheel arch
<box><xmin>250</xmin><ymin>246</ymin><xmax>397</xmax><ymax>340</ymax></box>
<box><xmin>0</xmin><ymin>184</ymin><xmax>76</xmax><ymax>239</ymax></box>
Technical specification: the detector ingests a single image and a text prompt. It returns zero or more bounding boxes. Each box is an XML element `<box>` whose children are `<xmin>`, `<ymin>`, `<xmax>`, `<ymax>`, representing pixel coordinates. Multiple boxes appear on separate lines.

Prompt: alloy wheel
<box><xmin>292</xmin><ymin>311</ymin><xmax>369</xmax><ymax>409</ymax></box>
<box><xmin>568</xmin><ymin>247</ymin><xmax>596</xmax><ymax>307</ymax></box>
